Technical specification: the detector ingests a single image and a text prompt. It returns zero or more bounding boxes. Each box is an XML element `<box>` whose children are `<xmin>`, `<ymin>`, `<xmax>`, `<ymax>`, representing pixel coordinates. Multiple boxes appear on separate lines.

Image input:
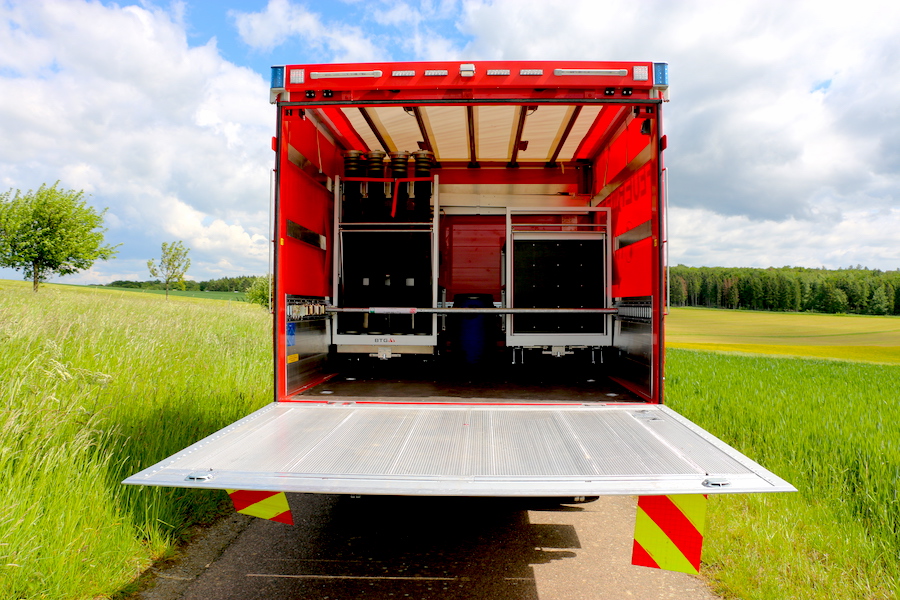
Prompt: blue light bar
<box><xmin>271</xmin><ymin>66</ymin><xmax>285</xmax><ymax>89</ymax></box>
<box><xmin>653</xmin><ymin>63</ymin><xmax>669</xmax><ymax>87</ymax></box>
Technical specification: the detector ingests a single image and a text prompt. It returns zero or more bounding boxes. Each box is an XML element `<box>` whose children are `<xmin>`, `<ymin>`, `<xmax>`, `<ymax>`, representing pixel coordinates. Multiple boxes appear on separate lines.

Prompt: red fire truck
<box><xmin>126</xmin><ymin>61</ymin><xmax>791</xmax><ymax>517</ymax></box>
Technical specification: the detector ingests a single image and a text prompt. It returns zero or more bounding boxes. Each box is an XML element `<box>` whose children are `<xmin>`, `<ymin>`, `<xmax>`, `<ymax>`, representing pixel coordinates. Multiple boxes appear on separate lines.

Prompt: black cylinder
<box><xmin>342</xmin><ymin>150</ymin><xmax>366</xmax><ymax>223</ymax></box>
<box><xmin>365</xmin><ymin>150</ymin><xmax>387</xmax><ymax>221</ymax></box>
<box><xmin>411</xmin><ymin>150</ymin><xmax>433</xmax><ymax>223</ymax></box>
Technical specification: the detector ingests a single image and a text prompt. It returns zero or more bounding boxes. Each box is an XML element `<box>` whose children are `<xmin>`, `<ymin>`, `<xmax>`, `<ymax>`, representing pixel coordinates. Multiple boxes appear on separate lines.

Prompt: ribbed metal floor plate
<box><xmin>124</xmin><ymin>402</ymin><xmax>795</xmax><ymax>496</ymax></box>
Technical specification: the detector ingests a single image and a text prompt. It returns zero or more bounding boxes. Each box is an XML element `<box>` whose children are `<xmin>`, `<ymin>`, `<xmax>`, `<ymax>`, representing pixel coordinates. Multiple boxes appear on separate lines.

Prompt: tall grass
<box><xmin>667</xmin><ymin>349</ymin><xmax>900</xmax><ymax>598</ymax></box>
<box><xmin>0</xmin><ymin>281</ymin><xmax>271</xmax><ymax>599</ymax></box>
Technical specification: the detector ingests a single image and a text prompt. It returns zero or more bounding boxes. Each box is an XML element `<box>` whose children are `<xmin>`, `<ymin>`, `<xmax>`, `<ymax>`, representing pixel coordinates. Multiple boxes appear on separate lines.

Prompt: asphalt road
<box><xmin>137</xmin><ymin>494</ymin><xmax>719</xmax><ymax>600</ymax></box>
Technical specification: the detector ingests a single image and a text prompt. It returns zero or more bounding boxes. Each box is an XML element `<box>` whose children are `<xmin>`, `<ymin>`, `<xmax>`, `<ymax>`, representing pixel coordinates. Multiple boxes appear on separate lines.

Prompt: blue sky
<box><xmin>1</xmin><ymin>0</ymin><xmax>899</xmax><ymax>284</ymax></box>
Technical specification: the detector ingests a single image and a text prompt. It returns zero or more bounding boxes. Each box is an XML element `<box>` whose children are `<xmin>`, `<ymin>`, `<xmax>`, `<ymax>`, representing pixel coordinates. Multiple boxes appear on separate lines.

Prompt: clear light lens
<box><xmin>553</xmin><ymin>69</ymin><xmax>628</xmax><ymax>76</ymax></box>
<box><xmin>519</xmin><ymin>69</ymin><xmax>543</xmax><ymax>76</ymax></box>
<box><xmin>487</xmin><ymin>69</ymin><xmax>511</xmax><ymax>76</ymax></box>
<box><xmin>289</xmin><ymin>69</ymin><xmax>304</xmax><ymax>84</ymax></box>
<box><xmin>309</xmin><ymin>70</ymin><xmax>383</xmax><ymax>79</ymax></box>
<box><xmin>425</xmin><ymin>69</ymin><xmax>449</xmax><ymax>76</ymax></box>
<box><xmin>460</xmin><ymin>63</ymin><xmax>476</xmax><ymax>77</ymax></box>
<box><xmin>392</xmin><ymin>70</ymin><xmax>416</xmax><ymax>77</ymax></box>
<box><xmin>633</xmin><ymin>66</ymin><xmax>649</xmax><ymax>81</ymax></box>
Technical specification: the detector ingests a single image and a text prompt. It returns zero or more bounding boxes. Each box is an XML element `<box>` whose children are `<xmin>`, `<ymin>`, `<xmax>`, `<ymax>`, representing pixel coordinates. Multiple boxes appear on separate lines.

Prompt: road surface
<box><xmin>134</xmin><ymin>494</ymin><xmax>720</xmax><ymax>600</ymax></box>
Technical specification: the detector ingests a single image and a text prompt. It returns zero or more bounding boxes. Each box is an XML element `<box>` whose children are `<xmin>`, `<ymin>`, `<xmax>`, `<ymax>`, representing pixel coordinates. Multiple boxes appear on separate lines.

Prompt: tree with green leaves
<box><xmin>245</xmin><ymin>274</ymin><xmax>272</xmax><ymax>309</ymax></box>
<box><xmin>147</xmin><ymin>241</ymin><xmax>191</xmax><ymax>299</ymax></box>
<box><xmin>0</xmin><ymin>182</ymin><xmax>119</xmax><ymax>292</ymax></box>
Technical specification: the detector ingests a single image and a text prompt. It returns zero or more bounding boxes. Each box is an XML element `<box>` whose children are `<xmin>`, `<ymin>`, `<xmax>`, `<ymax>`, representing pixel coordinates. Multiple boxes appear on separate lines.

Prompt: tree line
<box><xmin>669</xmin><ymin>265</ymin><xmax>900</xmax><ymax>315</ymax></box>
<box><xmin>103</xmin><ymin>275</ymin><xmax>260</xmax><ymax>293</ymax></box>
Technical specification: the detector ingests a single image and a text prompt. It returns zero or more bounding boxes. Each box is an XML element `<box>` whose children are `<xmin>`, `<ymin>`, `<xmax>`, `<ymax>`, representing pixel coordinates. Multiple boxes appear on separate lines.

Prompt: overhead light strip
<box><xmin>553</xmin><ymin>69</ymin><xmax>628</xmax><ymax>76</ymax></box>
<box><xmin>309</xmin><ymin>70</ymin><xmax>383</xmax><ymax>79</ymax></box>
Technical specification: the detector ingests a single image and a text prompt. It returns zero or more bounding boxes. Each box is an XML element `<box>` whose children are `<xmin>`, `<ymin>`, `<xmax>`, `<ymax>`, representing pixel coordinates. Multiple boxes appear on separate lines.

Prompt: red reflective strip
<box><xmin>631</xmin><ymin>539</ymin><xmax>660</xmax><ymax>569</ymax></box>
<box><xmin>229</xmin><ymin>490</ymin><xmax>279</xmax><ymax>512</ymax></box>
<box><xmin>271</xmin><ymin>509</ymin><xmax>294</xmax><ymax>525</ymax></box>
<box><xmin>637</xmin><ymin>495</ymin><xmax>703</xmax><ymax>571</ymax></box>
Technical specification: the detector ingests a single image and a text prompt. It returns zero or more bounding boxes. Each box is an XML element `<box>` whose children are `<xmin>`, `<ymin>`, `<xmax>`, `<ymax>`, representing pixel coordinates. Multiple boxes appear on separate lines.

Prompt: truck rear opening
<box><xmin>125</xmin><ymin>61</ymin><xmax>794</xmax><ymax>499</ymax></box>
<box><xmin>275</xmin><ymin>61</ymin><xmax>666</xmax><ymax>403</ymax></box>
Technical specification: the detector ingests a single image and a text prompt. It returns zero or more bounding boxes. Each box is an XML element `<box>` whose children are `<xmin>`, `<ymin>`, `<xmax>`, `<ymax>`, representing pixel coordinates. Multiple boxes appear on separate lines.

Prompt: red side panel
<box><xmin>612</xmin><ymin>237</ymin><xmax>653</xmax><ymax>298</ymax></box>
<box><xmin>607</xmin><ymin>160</ymin><xmax>655</xmax><ymax>237</ymax></box>
<box><xmin>278</xmin><ymin>118</ymin><xmax>337</xmax><ymax>298</ymax></box>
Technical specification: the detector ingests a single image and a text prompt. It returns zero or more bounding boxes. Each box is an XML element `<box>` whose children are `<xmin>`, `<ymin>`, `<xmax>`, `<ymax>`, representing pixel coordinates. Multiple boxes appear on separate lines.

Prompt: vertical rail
<box><xmin>333</xmin><ymin>175</ymin><xmax>342</xmax><ymax>309</ymax></box>
<box><xmin>268</xmin><ymin>168</ymin><xmax>275</xmax><ymax>313</ymax></box>
<box><xmin>432</xmin><ymin>174</ymin><xmax>440</xmax><ymax>335</ymax></box>
<box><xmin>662</xmin><ymin>167</ymin><xmax>670</xmax><ymax>315</ymax></box>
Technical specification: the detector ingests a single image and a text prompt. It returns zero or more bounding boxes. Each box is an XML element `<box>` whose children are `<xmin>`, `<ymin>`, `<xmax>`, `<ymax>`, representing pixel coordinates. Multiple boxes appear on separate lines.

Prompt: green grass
<box><xmin>0</xmin><ymin>279</ymin><xmax>271</xmax><ymax>599</ymax></box>
<box><xmin>96</xmin><ymin>286</ymin><xmax>248</xmax><ymax>301</ymax></box>
<box><xmin>667</xmin><ymin>350</ymin><xmax>900</xmax><ymax>598</ymax></box>
<box><xmin>667</xmin><ymin>307</ymin><xmax>900</xmax><ymax>346</ymax></box>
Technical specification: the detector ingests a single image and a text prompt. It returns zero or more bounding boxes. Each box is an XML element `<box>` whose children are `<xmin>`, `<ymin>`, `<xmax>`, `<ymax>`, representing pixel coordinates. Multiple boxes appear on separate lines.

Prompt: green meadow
<box><xmin>666</xmin><ymin>307</ymin><xmax>900</xmax><ymax>598</ymax></box>
<box><xmin>1</xmin><ymin>285</ymin><xmax>898</xmax><ymax>599</ymax></box>
<box><xmin>0</xmin><ymin>280</ymin><xmax>271</xmax><ymax>599</ymax></box>
<box><xmin>92</xmin><ymin>285</ymin><xmax>248</xmax><ymax>302</ymax></box>
<box><xmin>667</xmin><ymin>306</ymin><xmax>900</xmax><ymax>363</ymax></box>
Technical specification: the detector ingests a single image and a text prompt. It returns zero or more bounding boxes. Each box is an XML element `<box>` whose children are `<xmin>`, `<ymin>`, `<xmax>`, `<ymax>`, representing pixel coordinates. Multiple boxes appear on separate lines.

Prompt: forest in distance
<box><xmin>669</xmin><ymin>265</ymin><xmax>900</xmax><ymax>315</ymax></box>
<box><xmin>95</xmin><ymin>275</ymin><xmax>259</xmax><ymax>293</ymax></box>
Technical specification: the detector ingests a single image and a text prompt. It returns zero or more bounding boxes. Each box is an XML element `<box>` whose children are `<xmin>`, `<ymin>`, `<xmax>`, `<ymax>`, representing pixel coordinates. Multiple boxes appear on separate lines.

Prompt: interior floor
<box><xmin>296</xmin><ymin>352</ymin><xmax>644</xmax><ymax>403</ymax></box>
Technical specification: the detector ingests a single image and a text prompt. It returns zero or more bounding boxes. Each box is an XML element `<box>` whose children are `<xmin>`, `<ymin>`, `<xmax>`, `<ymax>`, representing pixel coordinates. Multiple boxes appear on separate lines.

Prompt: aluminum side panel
<box><xmin>123</xmin><ymin>403</ymin><xmax>794</xmax><ymax>496</ymax></box>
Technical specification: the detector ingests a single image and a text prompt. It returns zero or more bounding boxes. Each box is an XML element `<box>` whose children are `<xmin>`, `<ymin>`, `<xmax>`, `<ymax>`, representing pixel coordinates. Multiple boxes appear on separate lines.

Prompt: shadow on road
<box><xmin>184</xmin><ymin>494</ymin><xmax>583</xmax><ymax>600</ymax></box>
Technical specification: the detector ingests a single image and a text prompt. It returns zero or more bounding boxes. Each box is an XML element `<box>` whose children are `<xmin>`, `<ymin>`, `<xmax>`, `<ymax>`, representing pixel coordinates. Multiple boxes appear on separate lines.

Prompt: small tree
<box><xmin>147</xmin><ymin>241</ymin><xmax>191</xmax><ymax>299</ymax></box>
<box><xmin>246</xmin><ymin>274</ymin><xmax>272</xmax><ymax>309</ymax></box>
<box><xmin>0</xmin><ymin>182</ymin><xmax>119</xmax><ymax>292</ymax></box>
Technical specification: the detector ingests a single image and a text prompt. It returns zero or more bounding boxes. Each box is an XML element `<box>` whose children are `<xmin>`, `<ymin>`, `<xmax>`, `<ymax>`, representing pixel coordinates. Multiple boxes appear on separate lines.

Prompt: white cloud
<box><xmin>231</xmin><ymin>0</ymin><xmax>386</xmax><ymax>62</ymax></box>
<box><xmin>456</xmin><ymin>0</ymin><xmax>900</xmax><ymax>268</ymax></box>
<box><xmin>232</xmin><ymin>0</ymin><xmax>465</xmax><ymax>63</ymax></box>
<box><xmin>670</xmin><ymin>205</ymin><xmax>900</xmax><ymax>269</ymax></box>
<box><xmin>2</xmin><ymin>0</ymin><xmax>898</xmax><ymax>284</ymax></box>
<box><xmin>0</xmin><ymin>0</ymin><xmax>274</xmax><ymax>281</ymax></box>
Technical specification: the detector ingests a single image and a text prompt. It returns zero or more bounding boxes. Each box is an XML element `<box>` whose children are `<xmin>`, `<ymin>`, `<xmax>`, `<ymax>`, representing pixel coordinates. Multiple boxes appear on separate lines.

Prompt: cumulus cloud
<box><xmin>0</xmin><ymin>0</ymin><xmax>273</xmax><ymax>281</ymax></box>
<box><xmin>1</xmin><ymin>0</ymin><xmax>898</xmax><ymax>283</ymax></box>
<box><xmin>231</xmin><ymin>0</ymin><xmax>386</xmax><ymax>62</ymax></box>
<box><xmin>231</xmin><ymin>0</ymin><xmax>465</xmax><ymax>63</ymax></box>
<box><xmin>456</xmin><ymin>0</ymin><xmax>900</xmax><ymax>268</ymax></box>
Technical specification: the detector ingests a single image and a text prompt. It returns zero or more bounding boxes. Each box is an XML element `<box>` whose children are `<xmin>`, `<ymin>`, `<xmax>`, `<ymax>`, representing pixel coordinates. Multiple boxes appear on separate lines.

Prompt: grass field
<box><xmin>3</xmin><ymin>283</ymin><xmax>898</xmax><ymax>599</ymax></box>
<box><xmin>0</xmin><ymin>280</ymin><xmax>271</xmax><ymax>599</ymax></box>
<box><xmin>666</xmin><ymin>307</ymin><xmax>900</xmax><ymax>598</ymax></box>
<box><xmin>667</xmin><ymin>307</ymin><xmax>900</xmax><ymax>364</ymax></box>
<box><xmin>89</xmin><ymin>285</ymin><xmax>248</xmax><ymax>302</ymax></box>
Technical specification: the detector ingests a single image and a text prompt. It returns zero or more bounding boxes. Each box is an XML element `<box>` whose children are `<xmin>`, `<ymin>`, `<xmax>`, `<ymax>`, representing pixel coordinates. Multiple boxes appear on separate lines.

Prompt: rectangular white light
<box><xmin>289</xmin><ymin>69</ymin><xmax>305</xmax><ymax>84</ymax></box>
<box><xmin>392</xmin><ymin>70</ymin><xmax>416</xmax><ymax>77</ymax></box>
<box><xmin>309</xmin><ymin>70</ymin><xmax>383</xmax><ymax>79</ymax></box>
<box><xmin>553</xmin><ymin>69</ymin><xmax>628</xmax><ymax>76</ymax></box>
<box><xmin>425</xmin><ymin>69</ymin><xmax>449</xmax><ymax>76</ymax></box>
<box><xmin>519</xmin><ymin>69</ymin><xmax>543</xmax><ymax>76</ymax></box>
<box><xmin>460</xmin><ymin>63</ymin><xmax>476</xmax><ymax>77</ymax></box>
<box><xmin>633</xmin><ymin>66</ymin><xmax>649</xmax><ymax>81</ymax></box>
<box><xmin>487</xmin><ymin>69</ymin><xmax>511</xmax><ymax>76</ymax></box>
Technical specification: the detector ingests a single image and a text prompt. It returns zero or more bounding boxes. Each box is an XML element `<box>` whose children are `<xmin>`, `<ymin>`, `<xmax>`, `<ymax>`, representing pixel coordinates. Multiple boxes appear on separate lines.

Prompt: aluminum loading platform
<box><xmin>124</xmin><ymin>402</ymin><xmax>794</xmax><ymax>496</ymax></box>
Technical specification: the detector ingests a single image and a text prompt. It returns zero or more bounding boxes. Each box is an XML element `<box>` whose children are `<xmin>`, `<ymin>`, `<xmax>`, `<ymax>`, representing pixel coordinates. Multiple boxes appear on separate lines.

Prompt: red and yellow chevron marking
<box><xmin>226</xmin><ymin>490</ymin><xmax>294</xmax><ymax>525</ymax></box>
<box><xmin>632</xmin><ymin>494</ymin><xmax>706</xmax><ymax>574</ymax></box>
